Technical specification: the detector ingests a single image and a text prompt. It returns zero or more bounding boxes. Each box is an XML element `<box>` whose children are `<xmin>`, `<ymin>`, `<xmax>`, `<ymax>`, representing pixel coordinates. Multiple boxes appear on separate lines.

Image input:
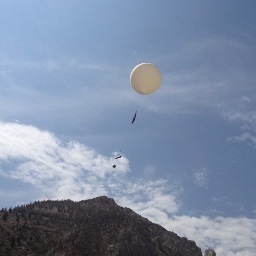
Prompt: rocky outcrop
<box><xmin>205</xmin><ymin>248</ymin><xmax>216</xmax><ymax>256</ymax></box>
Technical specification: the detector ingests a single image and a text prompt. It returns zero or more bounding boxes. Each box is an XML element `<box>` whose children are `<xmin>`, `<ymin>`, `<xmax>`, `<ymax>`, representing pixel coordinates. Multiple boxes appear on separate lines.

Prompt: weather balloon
<box><xmin>130</xmin><ymin>63</ymin><xmax>162</xmax><ymax>95</ymax></box>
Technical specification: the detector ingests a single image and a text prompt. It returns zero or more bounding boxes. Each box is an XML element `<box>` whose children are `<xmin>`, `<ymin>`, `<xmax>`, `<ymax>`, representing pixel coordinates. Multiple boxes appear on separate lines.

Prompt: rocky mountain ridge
<box><xmin>0</xmin><ymin>196</ymin><xmax>213</xmax><ymax>256</ymax></box>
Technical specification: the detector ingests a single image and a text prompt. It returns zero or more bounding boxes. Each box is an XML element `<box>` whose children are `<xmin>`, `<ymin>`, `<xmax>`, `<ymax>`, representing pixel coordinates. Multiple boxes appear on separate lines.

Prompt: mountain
<box><xmin>0</xmin><ymin>196</ymin><xmax>203</xmax><ymax>256</ymax></box>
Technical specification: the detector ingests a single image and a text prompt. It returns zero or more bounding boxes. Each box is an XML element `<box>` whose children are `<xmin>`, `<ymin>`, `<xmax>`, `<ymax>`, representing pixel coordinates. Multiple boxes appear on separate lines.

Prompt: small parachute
<box><xmin>131</xmin><ymin>111</ymin><xmax>137</xmax><ymax>124</ymax></box>
<box><xmin>112</xmin><ymin>152</ymin><xmax>122</xmax><ymax>168</ymax></box>
<box><xmin>130</xmin><ymin>63</ymin><xmax>162</xmax><ymax>95</ymax></box>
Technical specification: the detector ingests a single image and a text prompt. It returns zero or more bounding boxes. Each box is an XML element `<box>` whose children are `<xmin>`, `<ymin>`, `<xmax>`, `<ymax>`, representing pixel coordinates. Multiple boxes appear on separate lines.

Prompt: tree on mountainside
<box><xmin>2</xmin><ymin>211</ymin><xmax>8</xmax><ymax>221</ymax></box>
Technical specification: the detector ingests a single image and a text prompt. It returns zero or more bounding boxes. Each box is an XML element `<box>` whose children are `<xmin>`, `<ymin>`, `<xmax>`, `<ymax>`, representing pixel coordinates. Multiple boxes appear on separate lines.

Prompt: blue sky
<box><xmin>0</xmin><ymin>0</ymin><xmax>256</xmax><ymax>254</ymax></box>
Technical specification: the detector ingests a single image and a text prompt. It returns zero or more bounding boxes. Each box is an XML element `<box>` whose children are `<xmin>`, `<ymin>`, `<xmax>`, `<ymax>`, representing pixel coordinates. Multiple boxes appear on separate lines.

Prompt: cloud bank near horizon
<box><xmin>0</xmin><ymin>121</ymin><xmax>255</xmax><ymax>255</ymax></box>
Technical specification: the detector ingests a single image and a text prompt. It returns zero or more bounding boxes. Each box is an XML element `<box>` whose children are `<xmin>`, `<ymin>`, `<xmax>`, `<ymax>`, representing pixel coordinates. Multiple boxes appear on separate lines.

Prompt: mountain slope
<box><xmin>0</xmin><ymin>196</ymin><xmax>203</xmax><ymax>256</ymax></box>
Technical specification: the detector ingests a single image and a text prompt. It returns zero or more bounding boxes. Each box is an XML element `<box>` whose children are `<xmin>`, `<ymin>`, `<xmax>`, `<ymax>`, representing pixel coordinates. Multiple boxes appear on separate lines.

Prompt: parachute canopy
<box><xmin>130</xmin><ymin>63</ymin><xmax>162</xmax><ymax>95</ymax></box>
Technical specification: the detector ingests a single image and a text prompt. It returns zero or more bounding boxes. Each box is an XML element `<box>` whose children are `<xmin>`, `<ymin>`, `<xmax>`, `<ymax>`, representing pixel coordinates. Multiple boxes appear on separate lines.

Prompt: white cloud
<box><xmin>241</xmin><ymin>96</ymin><xmax>251</xmax><ymax>103</ymax></box>
<box><xmin>0</xmin><ymin>121</ymin><xmax>180</xmax><ymax>215</ymax></box>
<box><xmin>166</xmin><ymin>216</ymin><xmax>256</xmax><ymax>256</ymax></box>
<box><xmin>228</xmin><ymin>132</ymin><xmax>256</xmax><ymax>146</ymax></box>
<box><xmin>0</xmin><ymin>121</ymin><xmax>255</xmax><ymax>255</ymax></box>
<box><xmin>226</xmin><ymin>111</ymin><xmax>256</xmax><ymax>133</ymax></box>
<box><xmin>225</xmin><ymin>111</ymin><xmax>256</xmax><ymax>148</ymax></box>
<box><xmin>116</xmin><ymin>179</ymin><xmax>181</xmax><ymax>217</ymax></box>
<box><xmin>0</xmin><ymin>121</ymin><xmax>129</xmax><ymax>200</ymax></box>
<box><xmin>193</xmin><ymin>168</ymin><xmax>209</xmax><ymax>188</ymax></box>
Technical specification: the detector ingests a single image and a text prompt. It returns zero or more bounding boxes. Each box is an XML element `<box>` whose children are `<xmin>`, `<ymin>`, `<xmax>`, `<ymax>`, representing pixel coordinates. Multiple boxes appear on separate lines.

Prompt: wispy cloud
<box><xmin>148</xmin><ymin>35</ymin><xmax>256</xmax><ymax>119</ymax></box>
<box><xmin>0</xmin><ymin>121</ymin><xmax>255</xmax><ymax>255</ymax></box>
<box><xmin>0</xmin><ymin>56</ymin><xmax>130</xmax><ymax>130</ymax></box>
<box><xmin>226</xmin><ymin>111</ymin><xmax>256</xmax><ymax>147</ymax></box>
<box><xmin>226</xmin><ymin>111</ymin><xmax>256</xmax><ymax>133</ymax></box>
<box><xmin>241</xmin><ymin>96</ymin><xmax>251</xmax><ymax>103</ymax></box>
<box><xmin>0</xmin><ymin>56</ymin><xmax>112</xmax><ymax>73</ymax></box>
<box><xmin>228</xmin><ymin>132</ymin><xmax>256</xmax><ymax>146</ymax></box>
<box><xmin>193</xmin><ymin>168</ymin><xmax>209</xmax><ymax>188</ymax></box>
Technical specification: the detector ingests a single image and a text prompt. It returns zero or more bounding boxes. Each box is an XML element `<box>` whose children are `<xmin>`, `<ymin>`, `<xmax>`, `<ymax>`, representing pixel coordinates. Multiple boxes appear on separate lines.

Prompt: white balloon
<box><xmin>130</xmin><ymin>63</ymin><xmax>162</xmax><ymax>95</ymax></box>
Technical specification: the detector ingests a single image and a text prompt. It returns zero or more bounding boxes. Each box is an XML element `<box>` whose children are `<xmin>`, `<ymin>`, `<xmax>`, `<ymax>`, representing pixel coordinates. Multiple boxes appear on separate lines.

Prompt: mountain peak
<box><xmin>0</xmin><ymin>196</ymin><xmax>203</xmax><ymax>256</ymax></box>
